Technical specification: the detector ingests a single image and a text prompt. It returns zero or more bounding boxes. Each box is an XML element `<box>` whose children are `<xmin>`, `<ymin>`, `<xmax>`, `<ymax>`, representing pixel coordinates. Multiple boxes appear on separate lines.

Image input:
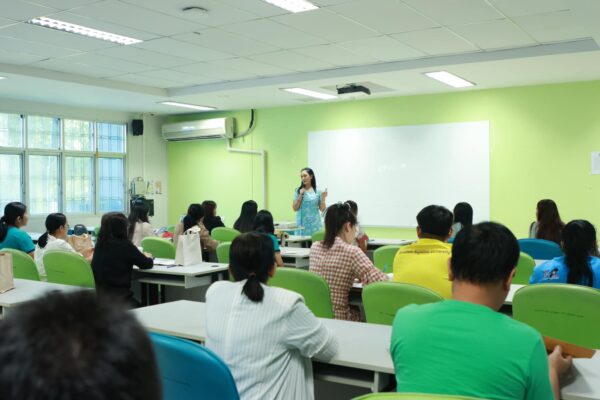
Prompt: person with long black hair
<box><xmin>451</xmin><ymin>202</ymin><xmax>473</xmax><ymax>239</ymax></box>
<box><xmin>530</xmin><ymin>219</ymin><xmax>600</xmax><ymax>288</ymax></box>
<box><xmin>292</xmin><ymin>168</ymin><xmax>327</xmax><ymax>236</ymax></box>
<box><xmin>253</xmin><ymin>209</ymin><xmax>283</xmax><ymax>266</ymax></box>
<box><xmin>127</xmin><ymin>203</ymin><xmax>155</xmax><ymax>247</ymax></box>
<box><xmin>205</xmin><ymin>232</ymin><xmax>336</xmax><ymax>400</ymax></box>
<box><xmin>202</xmin><ymin>200</ymin><xmax>225</xmax><ymax>234</ymax></box>
<box><xmin>529</xmin><ymin>199</ymin><xmax>565</xmax><ymax>244</ymax></box>
<box><xmin>233</xmin><ymin>200</ymin><xmax>258</xmax><ymax>233</ymax></box>
<box><xmin>173</xmin><ymin>203</ymin><xmax>218</xmax><ymax>252</ymax></box>
<box><xmin>0</xmin><ymin>202</ymin><xmax>34</xmax><ymax>257</ymax></box>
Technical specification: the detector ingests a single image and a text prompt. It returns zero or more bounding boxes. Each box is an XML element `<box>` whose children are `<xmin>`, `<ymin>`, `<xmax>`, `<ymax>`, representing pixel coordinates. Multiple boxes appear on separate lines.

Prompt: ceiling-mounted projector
<box><xmin>337</xmin><ymin>84</ymin><xmax>371</xmax><ymax>97</ymax></box>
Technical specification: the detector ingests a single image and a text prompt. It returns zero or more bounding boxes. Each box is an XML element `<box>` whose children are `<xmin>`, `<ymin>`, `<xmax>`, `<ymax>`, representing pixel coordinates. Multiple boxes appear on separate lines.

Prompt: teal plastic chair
<box><xmin>142</xmin><ymin>237</ymin><xmax>176</xmax><ymax>259</ymax></box>
<box><xmin>216</xmin><ymin>242</ymin><xmax>231</xmax><ymax>264</ymax></box>
<box><xmin>43</xmin><ymin>250</ymin><xmax>95</xmax><ymax>288</ymax></box>
<box><xmin>373</xmin><ymin>245</ymin><xmax>400</xmax><ymax>272</ymax></box>
<box><xmin>512</xmin><ymin>252</ymin><xmax>536</xmax><ymax>285</ymax></box>
<box><xmin>150</xmin><ymin>333</ymin><xmax>239</xmax><ymax>400</ymax></box>
<box><xmin>211</xmin><ymin>227</ymin><xmax>241</xmax><ymax>242</ymax></box>
<box><xmin>363</xmin><ymin>281</ymin><xmax>444</xmax><ymax>325</ymax></box>
<box><xmin>513</xmin><ymin>284</ymin><xmax>600</xmax><ymax>349</ymax></box>
<box><xmin>353</xmin><ymin>393</ymin><xmax>483</xmax><ymax>399</ymax></box>
<box><xmin>1</xmin><ymin>248</ymin><xmax>40</xmax><ymax>281</ymax></box>
<box><xmin>311</xmin><ymin>230</ymin><xmax>325</xmax><ymax>243</ymax></box>
<box><xmin>269</xmin><ymin>267</ymin><xmax>334</xmax><ymax>318</ymax></box>
<box><xmin>518</xmin><ymin>239</ymin><xmax>562</xmax><ymax>260</ymax></box>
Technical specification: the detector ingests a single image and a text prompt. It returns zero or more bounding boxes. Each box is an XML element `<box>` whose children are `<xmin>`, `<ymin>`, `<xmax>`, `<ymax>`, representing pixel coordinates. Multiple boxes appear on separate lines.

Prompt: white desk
<box><xmin>280</xmin><ymin>247</ymin><xmax>310</xmax><ymax>268</ymax></box>
<box><xmin>367</xmin><ymin>238</ymin><xmax>415</xmax><ymax>250</ymax></box>
<box><xmin>132</xmin><ymin>300</ymin><xmax>599</xmax><ymax>398</ymax></box>
<box><xmin>133</xmin><ymin>262</ymin><xmax>228</xmax><ymax>289</ymax></box>
<box><xmin>282</xmin><ymin>235</ymin><xmax>312</xmax><ymax>248</ymax></box>
<box><xmin>0</xmin><ymin>279</ymin><xmax>87</xmax><ymax>314</ymax></box>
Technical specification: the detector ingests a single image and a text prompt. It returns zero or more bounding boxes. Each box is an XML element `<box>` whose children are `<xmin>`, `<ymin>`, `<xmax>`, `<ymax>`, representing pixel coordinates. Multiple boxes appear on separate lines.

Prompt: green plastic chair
<box><xmin>363</xmin><ymin>281</ymin><xmax>444</xmax><ymax>325</ymax></box>
<box><xmin>43</xmin><ymin>250</ymin><xmax>95</xmax><ymax>288</ymax></box>
<box><xmin>142</xmin><ymin>237</ymin><xmax>176</xmax><ymax>259</ymax></box>
<box><xmin>353</xmin><ymin>393</ymin><xmax>483</xmax><ymax>399</ymax></box>
<box><xmin>94</xmin><ymin>226</ymin><xmax>100</xmax><ymax>237</ymax></box>
<box><xmin>216</xmin><ymin>242</ymin><xmax>231</xmax><ymax>264</ymax></box>
<box><xmin>211</xmin><ymin>227</ymin><xmax>241</xmax><ymax>242</ymax></box>
<box><xmin>269</xmin><ymin>267</ymin><xmax>334</xmax><ymax>318</ymax></box>
<box><xmin>1</xmin><ymin>248</ymin><xmax>40</xmax><ymax>281</ymax></box>
<box><xmin>512</xmin><ymin>252</ymin><xmax>535</xmax><ymax>285</ymax></box>
<box><xmin>311</xmin><ymin>230</ymin><xmax>325</xmax><ymax>242</ymax></box>
<box><xmin>373</xmin><ymin>245</ymin><xmax>400</xmax><ymax>272</ymax></box>
<box><xmin>513</xmin><ymin>284</ymin><xmax>600</xmax><ymax>349</ymax></box>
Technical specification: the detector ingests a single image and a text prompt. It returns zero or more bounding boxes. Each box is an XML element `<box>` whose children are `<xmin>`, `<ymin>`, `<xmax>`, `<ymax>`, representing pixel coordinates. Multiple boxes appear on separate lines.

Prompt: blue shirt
<box><xmin>0</xmin><ymin>226</ymin><xmax>35</xmax><ymax>254</ymax></box>
<box><xmin>529</xmin><ymin>255</ymin><xmax>600</xmax><ymax>289</ymax></box>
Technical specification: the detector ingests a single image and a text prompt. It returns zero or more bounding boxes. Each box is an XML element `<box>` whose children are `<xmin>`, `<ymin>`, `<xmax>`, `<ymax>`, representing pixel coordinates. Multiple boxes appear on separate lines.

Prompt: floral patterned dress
<box><xmin>294</xmin><ymin>188</ymin><xmax>322</xmax><ymax>236</ymax></box>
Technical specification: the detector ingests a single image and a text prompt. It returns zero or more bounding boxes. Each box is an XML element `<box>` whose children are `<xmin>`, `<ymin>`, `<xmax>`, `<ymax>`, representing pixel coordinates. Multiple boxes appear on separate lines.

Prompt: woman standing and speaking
<box><xmin>292</xmin><ymin>168</ymin><xmax>327</xmax><ymax>236</ymax></box>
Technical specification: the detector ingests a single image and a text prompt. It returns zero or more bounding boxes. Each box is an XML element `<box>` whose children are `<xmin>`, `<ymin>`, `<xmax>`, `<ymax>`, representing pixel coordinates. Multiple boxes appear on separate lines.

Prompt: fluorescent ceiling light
<box><xmin>424</xmin><ymin>71</ymin><xmax>474</xmax><ymax>88</ymax></box>
<box><xmin>160</xmin><ymin>101</ymin><xmax>217</xmax><ymax>111</ymax></box>
<box><xmin>27</xmin><ymin>17</ymin><xmax>142</xmax><ymax>45</ymax></box>
<box><xmin>283</xmin><ymin>88</ymin><xmax>337</xmax><ymax>100</ymax></box>
<box><xmin>262</xmin><ymin>0</ymin><xmax>318</xmax><ymax>13</ymax></box>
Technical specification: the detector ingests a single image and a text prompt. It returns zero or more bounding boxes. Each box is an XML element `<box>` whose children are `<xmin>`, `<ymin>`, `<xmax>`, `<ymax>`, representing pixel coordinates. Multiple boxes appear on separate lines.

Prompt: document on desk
<box><xmin>153</xmin><ymin>258</ymin><xmax>179</xmax><ymax>267</ymax></box>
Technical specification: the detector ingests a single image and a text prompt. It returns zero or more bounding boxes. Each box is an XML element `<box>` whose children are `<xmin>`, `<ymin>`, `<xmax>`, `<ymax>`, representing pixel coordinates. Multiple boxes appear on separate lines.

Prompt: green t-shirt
<box><xmin>391</xmin><ymin>300</ymin><xmax>553</xmax><ymax>400</ymax></box>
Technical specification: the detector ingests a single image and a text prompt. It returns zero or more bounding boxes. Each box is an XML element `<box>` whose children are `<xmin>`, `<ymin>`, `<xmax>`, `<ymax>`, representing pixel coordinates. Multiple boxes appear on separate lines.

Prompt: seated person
<box><xmin>127</xmin><ymin>202</ymin><xmax>156</xmax><ymax>247</ymax></box>
<box><xmin>173</xmin><ymin>203</ymin><xmax>218</xmax><ymax>253</ymax></box>
<box><xmin>206</xmin><ymin>232</ymin><xmax>337</xmax><ymax>400</ymax></box>
<box><xmin>253</xmin><ymin>209</ymin><xmax>284</xmax><ymax>266</ymax></box>
<box><xmin>310</xmin><ymin>202</ymin><xmax>388</xmax><ymax>321</ymax></box>
<box><xmin>0</xmin><ymin>291</ymin><xmax>161</xmax><ymax>400</ymax></box>
<box><xmin>530</xmin><ymin>219</ymin><xmax>600</xmax><ymax>288</ymax></box>
<box><xmin>391</xmin><ymin>222</ymin><xmax>571</xmax><ymax>400</ymax></box>
<box><xmin>393</xmin><ymin>205</ymin><xmax>453</xmax><ymax>298</ymax></box>
<box><xmin>0</xmin><ymin>202</ymin><xmax>34</xmax><ymax>257</ymax></box>
<box><xmin>346</xmin><ymin>200</ymin><xmax>368</xmax><ymax>253</ymax></box>
<box><xmin>202</xmin><ymin>200</ymin><xmax>225</xmax><ymax>234</ymax></box>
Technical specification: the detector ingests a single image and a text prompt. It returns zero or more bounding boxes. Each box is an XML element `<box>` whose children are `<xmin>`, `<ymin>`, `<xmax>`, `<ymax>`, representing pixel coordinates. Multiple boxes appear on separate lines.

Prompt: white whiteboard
<box><xmin>308</xmin><ymin>121</ymin><xmax>490</xmax><ymax>227</ymax></box>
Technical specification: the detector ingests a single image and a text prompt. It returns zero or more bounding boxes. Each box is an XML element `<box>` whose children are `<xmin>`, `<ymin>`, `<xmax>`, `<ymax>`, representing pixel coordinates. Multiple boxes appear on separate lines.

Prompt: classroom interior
<box><xmin>1</xmin><ymin>0</ymin><xmax>600</xmax><ymax>399</ymax></box>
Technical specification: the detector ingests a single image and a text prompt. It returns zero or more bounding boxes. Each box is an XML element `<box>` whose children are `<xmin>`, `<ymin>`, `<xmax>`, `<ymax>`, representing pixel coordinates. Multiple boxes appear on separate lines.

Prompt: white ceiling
<box><xmin>0</xmin><ymin>0</ymin><xmax>600</xmax><ymax>113</ymax></box>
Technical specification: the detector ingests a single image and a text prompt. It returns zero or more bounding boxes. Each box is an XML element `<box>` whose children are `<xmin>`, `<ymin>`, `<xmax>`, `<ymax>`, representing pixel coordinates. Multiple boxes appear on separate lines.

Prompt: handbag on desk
<box><xmin>175</xmin><ymin>227</ymin><xmax>203</xmax><ymax>266</ymax></box>
<box><xmin>0</xmin><ymin>252</ymin><xmax>15</xmax><ymax>293</ymax></box>
<box><xmin>68</xmin><ymin>234</ymin><xmax>94</xmax><ymax>254</ymax></box>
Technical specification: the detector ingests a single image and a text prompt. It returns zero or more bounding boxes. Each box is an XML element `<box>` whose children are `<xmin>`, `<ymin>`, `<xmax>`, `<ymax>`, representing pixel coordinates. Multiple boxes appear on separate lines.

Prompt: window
<box><xmin>0</xmin><ymin>112</ymin><xmax>126</xmax><ymax>215</ymax></box>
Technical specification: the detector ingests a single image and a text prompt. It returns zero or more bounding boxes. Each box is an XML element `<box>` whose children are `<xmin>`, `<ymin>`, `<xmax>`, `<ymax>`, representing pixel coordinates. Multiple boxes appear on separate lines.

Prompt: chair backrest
<box><xmin>1</xmin><ymin>248</ymin><xmax>40</xmax><ymax>281</ymax></box>
<box><xmin>363</xmin><ymin>281</ymin><xmax>444</xmax><ymax>325</ymax></box>
<box><xmin>216</xmin><ymin>242</ymin><xmax>231</xmax><ymax>264</ymax></box>
<box><xmin>353</xmin><ymin>393</ymin><xmax>483</xmax><ymax>399</ymax></box>
<box><xmin>373</xmin><ymin>245</ymin><xmax>400</xmax><ymax>272</ymax></box>
<box><xmin>150</xmin><ymin>333</ymin><xmax>239</xmax><ymax>400</ymax></box>
<box><xmin>211</xmin><ymin>227</ymin><xmax>241</xmax><ymax>242</ymax></box>
<box><xmin>268</xmin><ymin>267</ymin><xmax>334</xmax><ymax>318</ymax></box>
<box><xmin>43</xmin><ymin>250</ymin><xmax>95</xmax><ymax>288</ymax></box>
<box><xmin>518</xmin><ymin>238</ymin><xmax>562</xmax><ymax>260</ymax></box>
<box><xmin>513</xmin><ymin>284</ymin><xmax>600</xmax><ymax>349</ymax></box>
<box><xmin>512</xmin><ymin>252</ymin><xmax>536</xmax><ymax>285</ymax></box>
<box><xmin>311</xmin><ymin>229</ymin><xmax>325</xmax><ymax>242</ymax></box>
<box><xmin>141</xmin><ymin>237</ymin><xmax>176</xmax><ymax>259</ymax></box>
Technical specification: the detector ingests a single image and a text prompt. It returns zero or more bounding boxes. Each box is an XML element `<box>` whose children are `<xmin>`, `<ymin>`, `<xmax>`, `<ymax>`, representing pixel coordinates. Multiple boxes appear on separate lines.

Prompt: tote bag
<box><xmin>175</xmin><ymin>226</ymin><xmax>203</xmax><ymax>266</ymax></box>
<box><xmin>68</xmin><ymin>234</ymin><xmax>94</xmax><ymax>253</ymax></box>
<box><xmin>0</xmin><ymin>252</ymin><xmax>15</xmax><ymax>293</ymax></box>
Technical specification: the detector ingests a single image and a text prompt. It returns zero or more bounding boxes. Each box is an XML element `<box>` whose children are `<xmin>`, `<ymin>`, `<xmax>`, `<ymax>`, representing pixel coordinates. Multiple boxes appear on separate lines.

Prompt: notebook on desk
<box><xmin>544</xmin><ymin>336</ymin><xmax>596</xmax><ymax>358</ymax></box>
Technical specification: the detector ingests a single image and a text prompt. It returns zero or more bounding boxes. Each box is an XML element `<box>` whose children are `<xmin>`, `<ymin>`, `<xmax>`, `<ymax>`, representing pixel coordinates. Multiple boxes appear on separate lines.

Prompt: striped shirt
<box><xmin>205</xmin><ymin>281</ymin><xmax>337</xmax><ymax>400</ymax></box>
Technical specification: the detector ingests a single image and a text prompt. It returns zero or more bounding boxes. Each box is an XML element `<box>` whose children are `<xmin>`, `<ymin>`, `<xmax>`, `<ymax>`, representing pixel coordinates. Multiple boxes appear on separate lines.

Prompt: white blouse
<box><xmin>34</xmin><ymin>235</ymin><xmax>77</xmax><ymax>279</ymax></box>
<box><xmin>205</xmin><ymin>280</ymin><xmax>337</xmax><ymax>400</ymax></box>
<box><xmin>131</xmin><ymin>221</ymin><xmax>155</xmax><ymax>247</ymax></box>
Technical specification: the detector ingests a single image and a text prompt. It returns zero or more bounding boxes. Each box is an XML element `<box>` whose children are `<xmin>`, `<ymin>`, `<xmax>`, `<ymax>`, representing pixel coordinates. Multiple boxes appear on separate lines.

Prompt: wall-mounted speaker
<box><xmin>132</xmin><ymin>119</ymin><xmax>144</xmax><ymax>136</ymax></box>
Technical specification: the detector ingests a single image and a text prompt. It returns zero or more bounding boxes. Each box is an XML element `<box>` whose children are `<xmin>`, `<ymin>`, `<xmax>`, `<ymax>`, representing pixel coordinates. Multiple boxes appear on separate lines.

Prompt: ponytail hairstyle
<box><xmin>229</xmin><ymin>232</ymin><xmax>275</xmax><ymax>302</ymax></box>
<box><xmin>233</xmin><ymin>200</ymin><xmax>257</xmax><ymax>233</ymax></box>
<box><xmin>183</xmin><ymin>203</ymin><xmax>204</xmax><ymax>232</ymax></box>
<box><xmin>253</xmin><ymin>210</ymin><xmax>275</xmax><ymax>235</ymax></box>
<box><xmin>0</xmin><ymin>202</ymin><xmax>27</xmax><ymax>243</ymax></box>
<box><xmin>536</xmin><ymin>199</ymin><xmax>565</xmax><ymax>244</ymax></box>
<box><xmin>297</xmin><ymin>167</ymin><xmax>317</xmax><ymax>194</ymax></box>
<box><xmin>323</xmin><ymin>202</ymin><xmax>357</xmax><ymax>248</ymax></box>
<box><xmin>127</xmin><ymin>204</ymin><xmax>150</xmax><ymax>240</ymax></box>
<box><xmin>345</xmin><ymin>200</ymin><xmax>358</xmax><ymax>216</ymax></box>
<box><xmin>453</xmin><ymin>202</ymin><xmax>473</xmax><ymax>227</ymax></box>
<box><xmin>96</xmin><ymin>212</ymin><xmax>129</xmax><ymax>248</ymax></box>
<box><xmin>562</xmin><ymin>220</ymin><xmax>596</xmax><ymax>287</ymax></box>
<box><xmin>38</xmin><ymin>213</ymin><xmax>67</xmax><ymax>249</ymax></box>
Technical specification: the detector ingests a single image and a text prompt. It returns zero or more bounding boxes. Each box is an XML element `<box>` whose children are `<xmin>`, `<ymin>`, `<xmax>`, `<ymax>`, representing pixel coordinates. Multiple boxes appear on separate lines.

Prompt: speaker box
<box><xmin>132</xmin><ymin>119</ymin><xmax>143</xmax><ymax>136</ymax></box>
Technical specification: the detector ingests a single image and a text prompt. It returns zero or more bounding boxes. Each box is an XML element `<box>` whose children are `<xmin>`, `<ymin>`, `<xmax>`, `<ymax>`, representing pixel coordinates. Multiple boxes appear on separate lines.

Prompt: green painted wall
<box><xmin>167</xmin><ymin>80</ymin><xmax>600</xmax><ymax>239</ymax></box>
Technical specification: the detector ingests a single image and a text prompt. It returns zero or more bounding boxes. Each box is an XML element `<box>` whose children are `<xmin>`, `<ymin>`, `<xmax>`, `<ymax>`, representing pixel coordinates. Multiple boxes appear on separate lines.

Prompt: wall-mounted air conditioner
<box><xmin>161</xmin><ymin>117</ymin><xmax>235</xmax><ymax>141</ymax></box>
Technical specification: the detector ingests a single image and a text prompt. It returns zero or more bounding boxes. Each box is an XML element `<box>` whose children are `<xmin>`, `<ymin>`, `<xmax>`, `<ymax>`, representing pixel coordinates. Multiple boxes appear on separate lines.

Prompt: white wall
<box><xmin>0</xmin><ymin>98</ymin><xmax>168</xmax><ymax>232</ymax></box>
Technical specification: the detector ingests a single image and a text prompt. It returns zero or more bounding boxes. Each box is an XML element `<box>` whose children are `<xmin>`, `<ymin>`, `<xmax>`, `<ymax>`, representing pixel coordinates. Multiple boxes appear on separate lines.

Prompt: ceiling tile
<box><xmin>218</xmin><ymin>0</ymin><xmax>290</xmax><ymax>17</ymax></box>
<box><xmin>402</xmin><ymin>0</ymin><xmax>504</xmax><ymax>26</ymax></box>
<box><xmin>133</xmin><ymin>38</ymin><xmax>233</xmax><ymax>62</ymax></box>
<box><xmin>451</xmin><ymin>19</ymin><xmax>536</xmax><ymax>50</ymax></box>
<box><xmin>292</xmin><ymin>44</ymin><xmax>379</xmax><ymax>67</ymax></box>
<box><xmin>392</xmin><ymin>27</ymin><xmax>478</xmax><ymax>55</ymax></box>
<box><xmin>221</xmin><ymin>19</ymin><xmax>327</xmax><ymax>49</ymax></box>
<box><xmin>137</xmin><ymin>69</ymin><xmax>218</xmax><ymax>85</ymax></box>
<box><xmin>173</xmin><ymin>29</ymin><xmax>278</xmax><ymax>57</ymax></box>
<box><xmin>337</xmin><ymin>36</ymin><xmax>425</xmax><ymax>61</ymax></box>
<box><xmin>207</xmin><ymin>58</ymin><xmax>290</xmax><ymax>77</ymax></box>
<box><xmin>0</xmin><ymin>49</ymin><xmax>47</xmax><ymax>65</ymax></box>
<box><xmin>489</xmin><ymin>0</ymin><xmax>569</xmax><ymax>18</ymax></box>
<box><xmin>70</xmin><ymin>0</ymin><xmax>203</xmax><ymax>36</ymax></box>
<box><xmin>313</xmin><ymin>0</ymin><xmax>354</xmax><ymax>5</ymax></box>
<box><xmin>0</xmin><ymin>17</ymin><xmax>19</xmax><ymax>28</ymax></box>
<box><xmin>108</xmin><ymin>73</ymin><xmax>185</xmax><ymax>89</ymax></box>
<box><xmin>173</xmin><ymin>61</ymin><xmax>257</xmax><ymax>81</ymax></box>
<box><xmin>26</xmin><ymin>0</ymin><xmax>103</xmax><ymax>11</ymax></box>
<box><xmin>96</xmin><ymin>46</ymin><xmax>196</xmax><ymax>68</ymax></box>
<box><xmin>51</xmin><ymin>11</ymin><xmax>158</xmax><ymax>41</ymax></box>
<box><xmin>513</xmin><ymin>11</ymin><xmax>590</xmax><ymax>43</ymax></box>
<box><xmin>33</xmin><ymin>58</ymin><xmax>124</xmax><ymax>78</ymax></box>
<box><xmin>57</xmin><ymin>53</ymin><xmax>156</xmax><ymax>73</ymax></box>
<box><xmin>271</xmin><ymin>8</ymin><xmax>378</xmax><ymax>42</ymax></box>
<box><xmin>331</xmin><ymin>0</ymin><xmax>439</xmax><ymax>35</ymax></box>
<box><xmin>0</xmin><ymin>0</ymin><xmax>58</xmax><ymax>21</ymax></box>
<box><xmin>248</xmin><ymin>50</ymin><xmax>334</xmax><ymax>72</ymax></box>
<box><xmin>0</xmin><ymin>35</ymin><xmax>81</xmax><ymax>58</ymax></box>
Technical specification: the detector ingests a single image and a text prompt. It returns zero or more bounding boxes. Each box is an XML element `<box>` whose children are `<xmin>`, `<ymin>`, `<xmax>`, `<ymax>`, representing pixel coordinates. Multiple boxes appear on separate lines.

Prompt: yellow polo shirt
<box><xmin>392</xmin><ymin>238</ymin><xmax>452</xmax><ymax>299</ymax></box>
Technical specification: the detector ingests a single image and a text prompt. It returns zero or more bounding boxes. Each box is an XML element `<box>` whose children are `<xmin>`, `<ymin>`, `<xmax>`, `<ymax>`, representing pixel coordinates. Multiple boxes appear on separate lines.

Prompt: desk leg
<box><xmin>141</xmin><ymin>283</ymin><xmax>148</xmax><ymax>306</ymax></box>
<box><xmin>160</xmin><ymin>285</ymin><xmax>166</xmax><ymax>303</ymax></box>
<box><xmin>373</xmin><ymin>372</ymin><xmax>392</xmax><ymax>393</ymax></box>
